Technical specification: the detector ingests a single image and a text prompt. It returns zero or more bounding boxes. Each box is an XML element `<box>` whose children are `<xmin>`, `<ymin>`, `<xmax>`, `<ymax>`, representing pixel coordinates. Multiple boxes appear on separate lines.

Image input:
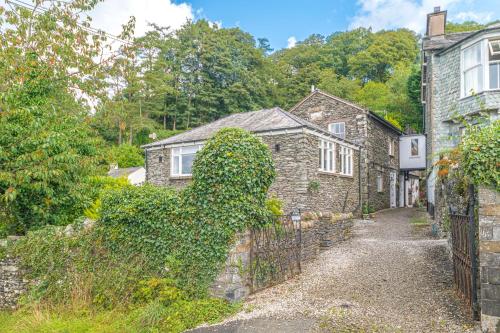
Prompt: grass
<box><xmin>410</xmin><ymin>216</ymin><xmax>430</xmax><ymax>227</ymax></box>
<box><xmin>0</xmin><ymin>299</ymin><xmax>241</xmax><ymax>333</ymax></box>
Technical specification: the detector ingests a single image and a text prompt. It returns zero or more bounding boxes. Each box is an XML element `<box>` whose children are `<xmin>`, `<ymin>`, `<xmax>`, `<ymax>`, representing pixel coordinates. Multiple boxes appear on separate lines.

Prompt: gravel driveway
<box><xmin>192</xmin><ymin>208</ymin><xmax>479</xmax><ymax>333</ymax></box>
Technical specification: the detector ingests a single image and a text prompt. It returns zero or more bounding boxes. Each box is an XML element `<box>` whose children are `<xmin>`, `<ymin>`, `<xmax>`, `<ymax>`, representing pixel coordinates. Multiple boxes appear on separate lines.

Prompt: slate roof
<box><xmin>142</xmin><ymin>107</ymin><xmax>359</xmax><ymax>149</ymax></box>
<box><xmin>422</xmin><ymin>31</ymin><xmax>474</xmax><ymax>51</ymax></box>
<box><xmin>108</xmin><ymin>166</ymin><xmax>144</xmax><ymax>178</ymax></box>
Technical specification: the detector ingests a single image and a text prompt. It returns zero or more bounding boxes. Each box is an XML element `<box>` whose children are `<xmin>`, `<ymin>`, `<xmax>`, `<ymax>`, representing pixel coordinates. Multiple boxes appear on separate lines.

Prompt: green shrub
<box><xmin>461</xmin><ymin>120</ymin><xmax>500</xmax><ymax>190</ymax></box>
<box><xmin>106</xmin><ymin>144</ymin><xmax>144</xmax><ymax>168</ymax></box>
<box><xmin>266</xmin><ymin>195</ymin><xmax>284</xmax><ymax>216</ymax></box>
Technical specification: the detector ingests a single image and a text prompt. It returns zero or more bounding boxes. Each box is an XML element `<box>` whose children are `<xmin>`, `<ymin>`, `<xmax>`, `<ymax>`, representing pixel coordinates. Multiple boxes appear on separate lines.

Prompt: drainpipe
<box><xmin>144</xmin><ymin>149</ymin><xmax>148</xmax><ymax>183</ymax></box>
<box><xmin>355</xmin><ymin>148</ymin><xmax>363</xmax><ymax>214</ymax></box>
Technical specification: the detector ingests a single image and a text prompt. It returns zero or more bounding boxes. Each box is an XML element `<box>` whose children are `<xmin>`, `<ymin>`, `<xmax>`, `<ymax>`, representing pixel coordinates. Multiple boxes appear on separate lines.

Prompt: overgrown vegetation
<box><xmin>2</xmin><ymin>128</ymin><xmax>273</xmax><ymax>331</ymax></box>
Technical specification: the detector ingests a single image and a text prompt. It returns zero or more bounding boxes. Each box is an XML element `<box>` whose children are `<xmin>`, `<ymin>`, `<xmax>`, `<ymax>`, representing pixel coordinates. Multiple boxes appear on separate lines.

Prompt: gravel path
<box><xmin>192</xmin><ymin>208</ymin><xmax>479</xmax><ymax>333</ymax></box>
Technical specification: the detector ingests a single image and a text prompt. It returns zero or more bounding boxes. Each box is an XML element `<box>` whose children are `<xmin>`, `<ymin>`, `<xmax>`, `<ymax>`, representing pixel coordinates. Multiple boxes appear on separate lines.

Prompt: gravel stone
<box><xmin>195</xmin><ymin>208</ymin><xmax>480</xmax><ymax>333</ymax></box>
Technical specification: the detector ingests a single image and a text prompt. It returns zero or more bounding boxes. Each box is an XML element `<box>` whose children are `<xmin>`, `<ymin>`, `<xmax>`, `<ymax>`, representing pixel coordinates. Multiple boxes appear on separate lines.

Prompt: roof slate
<box><xmin>142</xmin><ymin>107</ymin><xmax>358</xmax><ymax>149</ymax></box>
<box><xmin>108</xmin><ymin>166</ymin><xmax>144</xmax><ymax>178</ymax></box>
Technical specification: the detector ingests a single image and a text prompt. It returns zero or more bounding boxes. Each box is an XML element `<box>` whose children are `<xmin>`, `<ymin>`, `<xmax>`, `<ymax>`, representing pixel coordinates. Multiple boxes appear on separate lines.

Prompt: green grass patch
<box><xmin>0</xmin><ymin>298</ymin><xmax>240</xmax><ymax>333</ymax></box>
<box><xmin>410</xmin><ymin>216</ymin><xmax>430</xmax><ymax>226</ymax></box>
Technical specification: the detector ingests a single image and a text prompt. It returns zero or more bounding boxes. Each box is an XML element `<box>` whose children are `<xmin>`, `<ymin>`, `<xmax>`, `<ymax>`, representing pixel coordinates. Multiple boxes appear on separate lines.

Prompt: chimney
<box><xmin>426</xmin><ymin>7</ymin><xmax>447</xmax><ymax>37</ymax></box>
<box><xmin>311</xmin><ymin>85</ymin><xmax>315</xmax><ymax>93</ymax></box>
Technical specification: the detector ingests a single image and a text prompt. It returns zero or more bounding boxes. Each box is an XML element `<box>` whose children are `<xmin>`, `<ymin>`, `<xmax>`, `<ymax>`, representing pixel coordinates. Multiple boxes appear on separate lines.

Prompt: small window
<box><xmin>388</xmin><ymin>139</ymin><xmax>396</xmax><ymax>156</ymax></box>
<box><xmin>318</xmin><ymin>140</ymin><xmax>334</xmax><ymax>172</ymax></box>
<box><xmin>275</xmin><ymin>144</ymin><xmax>280</xmax><ymax>152</ymax></box>
<box><xmin>411</xmin><ymin>138</ymin><xmax>419</xmax><ymax>157</ymax></box>
<box><xmin>159</xmin><ymin>156</ymin><xmax>163</xmax><ymax>163</ymax></box>
<box><xmin>328</xmin><ymin>122</ymin><xmax>345</xmax><ymax>139</ymax></box>
<box><xmin>377</xmin><ymin>175</ymin><xmax>383</xmax><ymax>192</ymax></box>
<box><xmin>339</xmin><ymin>146</ymin><xmax>353</xmax><ymax>176</ymax></box>
<box><xmin>171</xmin><ymin>144</ymin><xmax>203</xmax><ymax>176</ymax></box>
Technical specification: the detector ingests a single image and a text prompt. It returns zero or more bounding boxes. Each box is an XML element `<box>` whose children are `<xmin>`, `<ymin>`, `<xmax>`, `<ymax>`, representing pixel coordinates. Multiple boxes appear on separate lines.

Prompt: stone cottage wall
<box><xmin>145</xmin><ymin>131</ymin><xmax>361</xmax><ymax>216</ymax></box>
<box><xmin>478</xmin><ymin>187</ymin><xmax>500</xmax><ymax>332</ymax></box>
<box><xmin>289</xmin><ymin>91</ymin><xmax>401</xmax><ymax>212</ymax></box>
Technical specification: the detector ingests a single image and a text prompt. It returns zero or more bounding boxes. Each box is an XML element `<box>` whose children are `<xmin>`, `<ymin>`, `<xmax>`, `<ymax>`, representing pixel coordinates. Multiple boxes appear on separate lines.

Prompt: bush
<box><xmin>461</xmin><ymin>120</ymin><xmax>500</xmax><ymax>190</ymax></box>
<box><xmin>106</xmin><ymin>144</ymin><xmax>144</xmax><ymax>168</ymax></box>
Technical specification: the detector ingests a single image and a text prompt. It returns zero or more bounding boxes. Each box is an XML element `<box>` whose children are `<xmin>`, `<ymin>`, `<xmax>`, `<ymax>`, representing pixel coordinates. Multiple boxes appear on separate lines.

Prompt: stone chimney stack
<box><xmin>426</xmin><ymin>6</ymin><xmax>447</xmax><ymax>37</ymax></box>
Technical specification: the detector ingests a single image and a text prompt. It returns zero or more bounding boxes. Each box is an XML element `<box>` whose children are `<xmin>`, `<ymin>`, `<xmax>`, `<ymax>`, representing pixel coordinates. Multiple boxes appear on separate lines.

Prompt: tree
<box><xmin>446</xmin><ymin>21</ymin><xmax>485</xmax><ymax>33</ymax></box>
<box><xmin>0</xmin><ymin>106</ymin><xmax>103</xmax><ymax>234</ymax></box>
<box><xmin>318</xmin><ymin>69</ymin><xmax>361</xmax><ymax>101</ymax></box>
<box><xmin>106</xmin><ymin>144</ymin><xmax>145</xmax><ymax>168</ymax></box>
<box><xmin>349</xmin><ymin>29</ymin><xmax>418</xmax><ymax>82</ymax></box>
<box><xmin>354</xmin><ymin>81</ymin><xmax>391</xmax><ymax>111</ymax></box>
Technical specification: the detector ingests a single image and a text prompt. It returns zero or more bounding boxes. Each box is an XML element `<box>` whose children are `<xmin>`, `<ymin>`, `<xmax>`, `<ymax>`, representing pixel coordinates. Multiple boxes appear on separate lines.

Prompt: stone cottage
<box><xmin>143</xmin><ymin>107</ymin><xmax>361</xmax><ymax>215</ymax></box>
<box><xmin>289</xmin><ymin>89</ymin><xmax>404</xmax><ymax>212</ymax></box>
<box><xmin>422</xmin><ymin>7</ymin><xmax>500</xmax><ymax>220</ymax></box>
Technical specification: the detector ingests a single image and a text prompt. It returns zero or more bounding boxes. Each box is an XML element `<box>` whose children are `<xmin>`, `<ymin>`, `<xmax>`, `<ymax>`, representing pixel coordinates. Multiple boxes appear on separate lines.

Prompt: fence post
<box><xmin>468</xmin><ymin>184</ymin><xmax>479</xmax><ymax>319</ymax></box>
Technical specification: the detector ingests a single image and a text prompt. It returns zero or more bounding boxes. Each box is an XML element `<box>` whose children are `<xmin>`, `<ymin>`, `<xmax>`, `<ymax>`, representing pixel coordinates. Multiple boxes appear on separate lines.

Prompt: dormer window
<box><xmin>461</xmin><ymin>37</ymin><xmax>500</xmax><ymax>97</ymax></box>
<box><xmin>328</xmin><ymin>122</ymin><xmax>345</xmax><ymax>139</ymax></box>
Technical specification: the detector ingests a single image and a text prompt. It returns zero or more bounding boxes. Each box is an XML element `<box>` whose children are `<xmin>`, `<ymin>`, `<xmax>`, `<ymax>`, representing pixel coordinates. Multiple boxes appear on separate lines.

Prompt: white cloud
<box><xmin>287</xmin><ymin>36</ymin><xmax>297</xmax><ymax>48</ymax></box>
<box><xmin>349</xmin><ymin>0</ymin><xmax>492</xmax><ymax>32</ymax></box>
<box><xmin>88</xmin><ymin>0</ymin><xmax>194</xmax><ymax>37</ymax></box>
<box><xmin>453</xmin><ymin>11</ymin><xmax>493</xmax><ymax>23</ymax></box>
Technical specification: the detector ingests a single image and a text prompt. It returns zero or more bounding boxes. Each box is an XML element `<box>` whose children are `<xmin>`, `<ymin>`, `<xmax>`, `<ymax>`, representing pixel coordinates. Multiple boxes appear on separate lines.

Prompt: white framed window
<box><xmin>318</xmin><ymin>140</ymin><xmax>335</xmax><ymax>172</ymax></box>
<box><xmin>339</xmin><ymin>146</ymin><xmax>353</xmax><ymax>176</ymax></box>
<box><xmin>489</xmin><ymin>39</ymin><xmax>500</xmax><ymax>90</ymax></box>
<box><xmin>460</xmin><ymin>37</ymin><xmax>500</xmax><ymax>97</ymax></box>
<box><xmin>377</xmin><ymin>175</ymin><xmax>383</xmax><ymax>192</ymax></box>
<box><xmin>388</xmin><ymin>139</ymin><xmax>396</xmax><ymax>156</ymax></box>
<box><xmin>462</xmin><ymin>41</ymin><xmax>483</xmax><ymax>97</ymax></box>
<box><xmin>171</xmin><ymin>144</ymin><xmax>203</xmax><ymax>176</ymax></box>
<box><xmin>328</xmin><ymin>122</ymin><xmax>346</xmax><ymax>139</ymax></box>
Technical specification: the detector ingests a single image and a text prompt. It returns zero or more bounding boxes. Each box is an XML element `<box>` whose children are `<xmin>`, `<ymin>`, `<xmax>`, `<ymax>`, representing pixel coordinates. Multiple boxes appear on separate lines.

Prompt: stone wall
<box><xmin>145</xmin><ymin>131</ymin><xmax>361</xmax><ymax>216</ymax></box>
<box><xmin>478</xmin><ymin>187</ymin><xmax>500</xmax><ymax>333</ymax></box>
<box><xmin>0</xmin><ymin>239</ymin><xmax>27</xmax><ymax>310</ymax></box>
<box><xmin>212</xmin><ymin>214</ymin><xmax>353</xmax><ymax>301</ymax></box>
<box><xmin>289</xmin><ymin>90</ymin><xmax>401</xmax><ymax>212</ymax></box>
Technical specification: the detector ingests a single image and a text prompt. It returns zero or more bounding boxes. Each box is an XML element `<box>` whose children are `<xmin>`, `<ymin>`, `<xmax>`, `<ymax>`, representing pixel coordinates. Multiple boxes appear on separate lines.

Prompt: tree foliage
<box><xmin>0</xmin><ymin>106</ymin><xmax>103</xmax><ymax>234</ymax></box>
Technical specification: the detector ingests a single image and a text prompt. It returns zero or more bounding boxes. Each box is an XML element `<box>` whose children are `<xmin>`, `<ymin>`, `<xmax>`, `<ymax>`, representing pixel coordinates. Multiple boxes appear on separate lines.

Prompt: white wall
<box><xmin>399</xmin><ymin>135</ymin><xmax>426</xmax><ymax>170</ymax></box>
<box><xmin>128</xmin><ymin>167</ymin><xmax>146</xmax><ymax>185</ymax></box>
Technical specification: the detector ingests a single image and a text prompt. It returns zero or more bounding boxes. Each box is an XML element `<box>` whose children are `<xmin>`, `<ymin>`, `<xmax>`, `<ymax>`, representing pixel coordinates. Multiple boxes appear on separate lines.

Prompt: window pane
<box><xmin>173</xmin><ymin>156</ymin><xmax>180</xmax><ymax>175</ymax></box>
<box><xmin>181</xmin><ymin>153</ymin><xmax>195</xmax><ymax>174</ymax></box>
<box><xmin>411</xmin><ymin>139</ymin><xmax>419</xmax><ymax>156</ymax></box>
<box><xmin>319</xmin><ymin>147</ymin><xmax>322</xmax><ymax>168</ymax></box>
<box><xmin>328</xmin><ymin>149</ymin><xmax>333</xmax><ymax>171</ymax></box>
<box><xmin>490</xmin><ymin>63</ymin><xmax>499</xmax><ymax>89</ymax></box>
<box><xmin>182</xmin><ymin>145</ymin><xmax>199</xmax><ymax>154</ymax></box>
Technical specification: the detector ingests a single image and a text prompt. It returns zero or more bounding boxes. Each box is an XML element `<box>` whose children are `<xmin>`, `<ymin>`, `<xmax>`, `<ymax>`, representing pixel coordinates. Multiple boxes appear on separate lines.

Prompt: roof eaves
<box><xmin>368</xmin><ymin>111</ymin><xmax>403</xmax><ymax>134</ymax></box>
<box><xmin>436</xmin><ymin>26</ymin><xmax>500</xmax><ymax>56</ymax></box>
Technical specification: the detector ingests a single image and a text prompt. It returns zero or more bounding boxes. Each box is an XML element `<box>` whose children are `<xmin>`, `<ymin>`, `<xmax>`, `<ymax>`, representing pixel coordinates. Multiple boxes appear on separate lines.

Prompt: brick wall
<box><xmin>479</xmin><ymin>187</ymin><xmax>500</xmax><ymax>332</ymax></box>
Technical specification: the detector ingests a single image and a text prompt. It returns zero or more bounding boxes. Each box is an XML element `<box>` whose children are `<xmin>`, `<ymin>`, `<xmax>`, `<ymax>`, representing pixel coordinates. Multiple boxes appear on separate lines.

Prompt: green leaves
<box><xmin>461</xmin><ymin>120</ymin><xmax>500</xmax><ymax>189</ymax></box>
<box><xmin>0</xmin><ymin>106</ymin><xmax>103</xmax><ymax>233</ymax></box>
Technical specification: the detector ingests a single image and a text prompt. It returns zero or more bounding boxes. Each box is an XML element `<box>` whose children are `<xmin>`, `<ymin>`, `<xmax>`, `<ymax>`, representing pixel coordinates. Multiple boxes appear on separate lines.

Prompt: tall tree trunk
<box><xmin>163</xmin><ymin>114</ymin><xmax>167</xmax><ymax>130</ymax></box>
<box><xmin>186</xmin><ymin>96</ymin><xmax>191</xmax><ymax>129</ymax></box>
<box><xmin>173</xmin><ymin>115</ymin><xmax>176</xmax><ymax>131</ymax></box>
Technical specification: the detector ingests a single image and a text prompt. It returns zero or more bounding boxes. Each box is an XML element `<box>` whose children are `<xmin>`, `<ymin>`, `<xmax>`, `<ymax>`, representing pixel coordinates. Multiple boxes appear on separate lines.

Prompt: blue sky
<box><xmin>88</xmin><ymin>0</ymin><xmax>500</xmax><ymax>50</ymax></box>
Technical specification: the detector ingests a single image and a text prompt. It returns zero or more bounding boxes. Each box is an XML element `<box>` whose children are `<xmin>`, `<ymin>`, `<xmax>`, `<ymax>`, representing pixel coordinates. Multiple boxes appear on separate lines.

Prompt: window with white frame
<box><xmin>171</xmin><ymin>145</ymin><xmax>203</xmax><ymax>176</ymax></box>
<box><xmin>339</xmin><ymin>146</ymin><xmax>353</xmax><ymax>176</ymax></box>
<box><xmin>489</xmin><ymin>39</ymin><xmax>500</xmax><ymax>90</ymax></box>
<box><xmin>328</xmin><ymin>122</ymin><xmax>346</xmax><ymax>139</ymax></box>
<box><xmin>460</xmin><ymin>37</ymin><xmax>500</xmax><ymax>97</ymax></box>
<box><xmin>318</xmin><ymin>140</ymin><xmax>335</xmax><ymax>172</ymax></box>
<box><xmin>377</xmin><ymin>174</ymin><xmax>383</xmax><ymax>192</ymax></box>
<box><xmin>462</xmin><ymin>41</ymin><xmax>483</xmax><ymax>97</ymax></box>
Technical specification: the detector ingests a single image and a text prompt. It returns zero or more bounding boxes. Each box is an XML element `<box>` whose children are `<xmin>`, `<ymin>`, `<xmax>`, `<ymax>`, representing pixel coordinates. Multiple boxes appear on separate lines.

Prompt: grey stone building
<box><xmin>143</xmin><ymin>107</ymin><xmax>361</xmax><ymax>215</ymax></box>
<box><xmin>422</xmin><ymin>7</ymin><xmax>500</xmax><ymax>219</ymax></box>
<box><xmin>289</xmin><ymin>89</ymin><xmax>403</xmax><ymax>212</ymax></box>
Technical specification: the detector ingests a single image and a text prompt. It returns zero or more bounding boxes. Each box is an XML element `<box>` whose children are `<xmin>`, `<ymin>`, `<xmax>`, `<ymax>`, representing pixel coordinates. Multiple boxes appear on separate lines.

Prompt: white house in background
<box><xmin>399</xmin><ymin>134</ymin><xmax>426</xmax><ymax>207</ymax></box>
<box><xmin>108</xmin><ymin>165</ymin><xmax>146</xmax><ymax>186</ymax></box>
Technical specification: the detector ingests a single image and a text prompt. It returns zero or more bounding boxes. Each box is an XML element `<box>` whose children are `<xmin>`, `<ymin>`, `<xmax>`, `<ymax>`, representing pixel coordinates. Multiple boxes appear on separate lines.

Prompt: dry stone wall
<box><xmin>0</xmin><ymin>238</ymin><xmax>27</xmax><ymax>309</ymax></box>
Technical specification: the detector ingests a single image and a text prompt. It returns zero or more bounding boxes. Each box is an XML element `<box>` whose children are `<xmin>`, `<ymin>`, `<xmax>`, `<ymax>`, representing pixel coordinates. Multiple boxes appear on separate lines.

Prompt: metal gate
<box><xmin>249</xmin><ymin>215</ymin><xmax>301</xmax><ymax>292</ymax></box>
<box><xmin>450</xmin><ymin>186</ymin><xmax>479</xmax><ymax>318</ymax></box>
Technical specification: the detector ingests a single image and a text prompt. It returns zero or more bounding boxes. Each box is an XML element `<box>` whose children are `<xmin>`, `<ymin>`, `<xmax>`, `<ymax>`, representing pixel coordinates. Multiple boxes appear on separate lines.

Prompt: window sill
<box><xmin>170</xmin><ymin>175</ymin><xmax>192</xmax><ymax>180</ymax></box>
<box><xmin>317</xmin><ymin>170</ymin><xmax>354</xmax><ymax>178</ymax></box>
